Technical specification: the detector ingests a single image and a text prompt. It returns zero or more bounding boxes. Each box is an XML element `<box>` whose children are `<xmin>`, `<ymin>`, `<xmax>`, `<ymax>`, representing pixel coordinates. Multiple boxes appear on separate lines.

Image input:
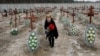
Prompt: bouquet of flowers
<box><xmin>10</xmin><ymin>28</ymin><xmax>18</xmax><ymax>35</ymax></box>
<box><xmin>49</xmin><ymin>24</ymin><xmax>55</xmax><ymax>31</ymax></box>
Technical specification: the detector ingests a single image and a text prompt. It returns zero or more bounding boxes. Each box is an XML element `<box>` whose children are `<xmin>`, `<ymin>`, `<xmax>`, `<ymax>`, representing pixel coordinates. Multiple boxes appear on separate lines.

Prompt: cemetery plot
<box><xmin>0</xmin><ymin>5</ymin><xmax>100</xmax><ymax>56</ymax></box>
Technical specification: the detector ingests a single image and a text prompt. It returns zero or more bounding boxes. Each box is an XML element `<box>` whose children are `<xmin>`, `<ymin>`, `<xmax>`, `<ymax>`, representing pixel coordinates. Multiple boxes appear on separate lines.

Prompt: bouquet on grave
<box><xmin>10</xmin><ymin>28</ymin><xmax>18</xmax><ymax>35</ymax></box>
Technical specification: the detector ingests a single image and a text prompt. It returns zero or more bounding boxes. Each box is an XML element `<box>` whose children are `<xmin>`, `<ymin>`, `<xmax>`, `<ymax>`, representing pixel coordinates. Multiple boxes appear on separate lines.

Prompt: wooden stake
<box><xmin>19</xmin><ymin>15</ymin><xmax>20</xmax><ymax>24</ymax></box>
<box><xmin>15</xmin><ymin>14</ymin><xmax>17</xmax><ymax>28</ymax></box>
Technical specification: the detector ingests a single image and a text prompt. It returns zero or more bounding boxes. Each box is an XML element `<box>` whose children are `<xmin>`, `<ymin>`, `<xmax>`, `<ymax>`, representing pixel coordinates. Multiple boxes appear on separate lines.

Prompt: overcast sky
<box><xmin>75</xmin><ymin>0</ymin><xmax>99</xmax><ymax>2</ymax></box>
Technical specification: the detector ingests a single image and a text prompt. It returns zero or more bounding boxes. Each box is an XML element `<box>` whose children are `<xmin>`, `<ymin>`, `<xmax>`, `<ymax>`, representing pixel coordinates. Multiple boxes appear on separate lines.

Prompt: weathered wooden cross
<box><xmin>84</xmin><ymin>6</ymin><xmax>98</xmax><ymax>24</ymax></box>
<box><xmin>18</xmin><ymin>15</ymin><xmax>21</xmax><ymax>24</ymax></box>
<box><xmin>63</xmin><ymin>9</ymin><xmax>69</xmax><ymax>17</ymax></box>
<box><xmin>29</xmin><ymin>9</ymin><xmax>37</xmax><ymax>30</ymax></box>
<box><xmin>70</xmin><ymin>8</ymin><xmax>76</xmax><ymax>23</ymax></box>
<box><xmin>14</xmin><ymin>8</ymin><xmax>18</xmax><ymax>28</ymax></box>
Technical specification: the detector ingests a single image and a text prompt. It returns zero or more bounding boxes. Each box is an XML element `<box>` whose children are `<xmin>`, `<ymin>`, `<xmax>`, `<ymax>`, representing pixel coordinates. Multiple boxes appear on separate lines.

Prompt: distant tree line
<box><xmin>0</xmin><ymin>0</ymin><xmax>74</xmax><ymax>3</ymax></box>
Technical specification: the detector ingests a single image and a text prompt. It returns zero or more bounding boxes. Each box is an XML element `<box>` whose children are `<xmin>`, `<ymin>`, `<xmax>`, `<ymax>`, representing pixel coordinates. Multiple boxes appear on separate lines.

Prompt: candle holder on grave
<box><xmin>28</xmin><ymin>31</ymin><xmax>39</xmax><ymax>51</ymax></box>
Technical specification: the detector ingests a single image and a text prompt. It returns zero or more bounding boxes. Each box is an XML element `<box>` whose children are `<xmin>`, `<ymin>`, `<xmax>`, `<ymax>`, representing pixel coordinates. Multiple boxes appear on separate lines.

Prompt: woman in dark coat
<box><xmin>44</xmin><ymin>14</ymin><xmax>58</xmax><ymax>48</ymax></box>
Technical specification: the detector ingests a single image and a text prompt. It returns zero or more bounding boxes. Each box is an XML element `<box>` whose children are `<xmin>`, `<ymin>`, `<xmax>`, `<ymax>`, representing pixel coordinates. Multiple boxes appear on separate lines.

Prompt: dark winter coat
<box><xmin>44</xmin><ymin>18</ymin><xmax>58</xmax><ymax>39</ymax></box>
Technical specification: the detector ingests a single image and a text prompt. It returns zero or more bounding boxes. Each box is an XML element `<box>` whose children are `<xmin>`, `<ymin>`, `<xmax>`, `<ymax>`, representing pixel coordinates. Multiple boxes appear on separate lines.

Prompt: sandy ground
<box><xmin>0</xmin><ymin>10</ymin><xmax>100</xmax><ymax>56</ymax></box>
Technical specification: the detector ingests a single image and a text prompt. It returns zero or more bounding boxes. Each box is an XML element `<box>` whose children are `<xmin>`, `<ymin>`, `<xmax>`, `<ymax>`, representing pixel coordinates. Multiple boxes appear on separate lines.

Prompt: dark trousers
<box><xmin>48</xmin><ymin>36</ymin><xmax>54</xmax><ymax>48</ymax></box>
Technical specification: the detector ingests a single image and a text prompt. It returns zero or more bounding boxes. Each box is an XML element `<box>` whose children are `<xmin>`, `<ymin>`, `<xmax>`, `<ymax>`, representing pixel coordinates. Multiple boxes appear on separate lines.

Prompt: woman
<box><xmin>44</xmin><ymin>14</ymin><xmax>58</xmax><ymax>48</ymax></box>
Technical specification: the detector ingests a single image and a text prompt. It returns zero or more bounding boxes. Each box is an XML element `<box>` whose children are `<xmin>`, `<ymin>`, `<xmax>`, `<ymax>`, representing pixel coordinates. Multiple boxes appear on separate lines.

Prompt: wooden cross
<box><xmin>14</xmin><ymin>8</ymin><xmax>18</xmax><ymax>28</ymax></box>
<box><xmin>63</xmin><ymin>9</ymin><xmax>69</xmax><ymax>17</ymax></box>
<box><xmin>10</xmin><ymin>14</ymin><xmax>13</xmax><ymax>22</ymax></box>
<box><xmin>29</xmin><ymin>10</ymin><xmax>37</xmax><ymax>30</ymax></box>
<box><xmin>69</xmin><ymin>8</ymin><xmax>76</xmax><ymax>23</ymax></box>
<box><xmin>72</xmin><ymin>9</ymin><xmax>76</xmax><ymax>23</ymax></box>
<box><xmin>24</xmin><ymin>12</ymin><xmax>28</xmax><ymax>20</ymax></box>
<box><xmin>14</xmin><ymin>14</ymin><xmax>17</xmax><ymax>28</ymax></box>
<box><xmin>84</xmin><ymin>6</ymin><xmax>98</xmax><ymax>24</ymax></box>
<box><xmin>64</xmin><ymin>9</ymin><xmax>69</xmax><ymax>17</ymax></box>
<box><xmin>75</xmin><ymin>7</ymin><xmax>79</xmax><ymax>13</ymax></box>
<box><xmin>69</xmin><ymin>7</ymin><xmax>75</xmax><ymax>23</ymax></box>
<box><xmin>8</xmin><ymin>8</ymin><xmax>13</xmax><ymax>26</ymax></box>
<box><xmin>9</xmin><ymin>8</ymin><xmax>13</xmax><ymax>15</ymax></box>
<box><xmin>40</xmin><ymin>7</ymin><xmax>43</xmax><ymax>13</ymax></box>
<box><xmin>19</xmin><ymin>15</ymin><xmax>21</xmax><ymax>24</ymax></box>
<box><xmin>60</xmin><ymin>7</ymin><xmax>64</xmax><ymax>12</ymax></box>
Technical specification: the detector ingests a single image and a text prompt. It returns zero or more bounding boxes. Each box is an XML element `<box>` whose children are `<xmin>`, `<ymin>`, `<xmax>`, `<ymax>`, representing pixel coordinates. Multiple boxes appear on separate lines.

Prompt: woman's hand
<box><xmin>45</xmin><ymin>28</ymin><xmax>49</xmax><ymax>34</ymax></box>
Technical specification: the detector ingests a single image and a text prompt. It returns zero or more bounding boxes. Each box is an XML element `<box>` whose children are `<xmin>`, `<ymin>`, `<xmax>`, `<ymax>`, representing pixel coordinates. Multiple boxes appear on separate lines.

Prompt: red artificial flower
<box><xmin>49</xmin><ymin>24</ymin><xmax>55</xmax><ymax>30</ymax></box>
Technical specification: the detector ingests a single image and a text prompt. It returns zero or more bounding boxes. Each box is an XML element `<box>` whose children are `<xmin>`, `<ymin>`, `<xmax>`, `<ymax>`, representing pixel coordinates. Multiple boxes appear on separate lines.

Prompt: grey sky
<box><xmin>75</xmin><ymin>0</ymin><xmax>99</xmax><ymax>2</ymax></box>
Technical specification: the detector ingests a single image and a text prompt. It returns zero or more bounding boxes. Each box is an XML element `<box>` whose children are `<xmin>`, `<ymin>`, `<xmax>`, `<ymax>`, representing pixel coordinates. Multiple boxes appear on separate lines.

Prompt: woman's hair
<box><xmin>45</xmin><ymin>17</ymin><xmax>54</xmax><ymax>22</ymax></box>
<box><xmin>46</xmin><ymin>15</ymin><xmax>51</xmax><ymax>19</ymax></box>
